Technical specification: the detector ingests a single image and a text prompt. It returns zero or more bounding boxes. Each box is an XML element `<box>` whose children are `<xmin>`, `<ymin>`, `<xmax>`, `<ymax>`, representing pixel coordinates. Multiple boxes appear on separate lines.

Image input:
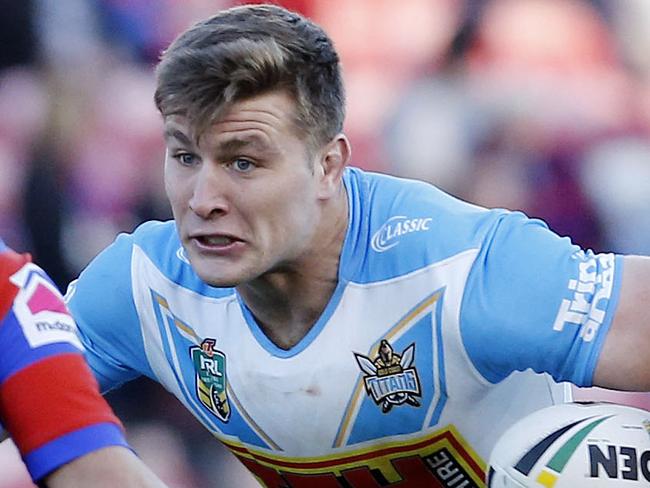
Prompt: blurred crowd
<box><xmin>1</xmin><ymin>0</ymin><xmax>650</xmax><ymax>486</ymax></box>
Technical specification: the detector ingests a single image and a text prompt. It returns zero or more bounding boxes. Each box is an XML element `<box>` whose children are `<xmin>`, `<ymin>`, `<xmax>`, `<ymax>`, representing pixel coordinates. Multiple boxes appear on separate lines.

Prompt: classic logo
<box><xmin>354</xmin><ymin>340</ymin><xmax>421</xmax><ymax>413</ymax></box>
<box><xmin>371</xmin><ymin>216</ymin><xmax>433</xmax><ymax>253</ymax></box>
<box><xmin>176</xmin><ymin>246</ymin><xmax>190</xmax><ymax>264</ymax></box>
<box><xmin>190</xmin><ymin>338</ymin><xmax>230</xmax><ymax>422</ymax></box>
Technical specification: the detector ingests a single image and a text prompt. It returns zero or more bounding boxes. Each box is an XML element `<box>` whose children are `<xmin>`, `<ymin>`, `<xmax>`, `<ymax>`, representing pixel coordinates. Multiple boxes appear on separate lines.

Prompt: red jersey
<box><xmin>0</xmin><ymin>239</ymin><xmax>128</xmax><ymax>481</ymax></box>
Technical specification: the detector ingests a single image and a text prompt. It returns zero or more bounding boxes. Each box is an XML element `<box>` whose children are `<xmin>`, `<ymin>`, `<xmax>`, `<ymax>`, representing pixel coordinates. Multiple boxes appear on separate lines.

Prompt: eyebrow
<box><xmin>216</xmin><ymin>137</ymin><xmax>271</xmax><ymax>155</ymax></box>
<box><xmin>163</xmin><ymin>128</ymin><xmax>276</xmax><ymax>156</ymax></box>
<box><xmin>163</xmin><ymin>128</ymin><xmax>193</xmax><ymax>146</ymax></box>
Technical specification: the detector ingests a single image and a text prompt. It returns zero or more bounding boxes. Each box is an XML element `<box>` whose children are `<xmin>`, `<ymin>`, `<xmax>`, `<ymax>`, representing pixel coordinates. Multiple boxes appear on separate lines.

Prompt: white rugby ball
<box><xmin>488</xmin><ymin>402</ymin><xmax>650</xmax><ymax>487</ymax></box>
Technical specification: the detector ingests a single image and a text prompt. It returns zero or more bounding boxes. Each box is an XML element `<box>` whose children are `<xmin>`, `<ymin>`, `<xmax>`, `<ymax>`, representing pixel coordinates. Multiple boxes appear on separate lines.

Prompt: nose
<box><xmin>188</xmin><ymin>165</ymin><xmax>230</xmax><ymax>219</ymax></box>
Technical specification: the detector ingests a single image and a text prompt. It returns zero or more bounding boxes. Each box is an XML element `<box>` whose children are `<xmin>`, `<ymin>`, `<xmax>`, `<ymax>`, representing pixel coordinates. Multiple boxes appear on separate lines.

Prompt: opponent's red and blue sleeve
<box><xmin>0</xmin><ymin>240</ymin><xmax>129</xmax><ymax>482</ymax></box>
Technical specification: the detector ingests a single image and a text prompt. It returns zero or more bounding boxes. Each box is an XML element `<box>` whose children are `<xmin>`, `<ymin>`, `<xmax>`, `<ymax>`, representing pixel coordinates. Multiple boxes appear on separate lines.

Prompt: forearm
<box><xmin>593</xmin><ymin>255</ymin><xmax>650</xmax><ymax>390</ymax></box>
<box><xmin>44</xmin><ymin>446</ymin><xmax>167</xmax><ymax>488</ymax></box>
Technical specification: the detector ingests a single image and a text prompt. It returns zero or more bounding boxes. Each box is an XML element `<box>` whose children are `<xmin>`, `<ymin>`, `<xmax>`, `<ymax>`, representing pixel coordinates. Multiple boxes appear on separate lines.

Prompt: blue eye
<box><xmin>174</xmin><ymin>152</ymin><xmax>198</xmax><ymax>166</ymax></box>
<box><xmin>232</xmin><ymin>158</ymin><xmax>255</xmax><ymax>172</ymax></box>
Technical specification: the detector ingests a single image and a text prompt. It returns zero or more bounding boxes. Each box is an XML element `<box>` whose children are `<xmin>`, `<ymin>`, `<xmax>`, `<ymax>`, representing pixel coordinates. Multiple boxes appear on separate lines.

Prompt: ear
<box><xmin>316</xmin><ymin>133</ymin><xmax>351</xmax><ymax>199</ymax></box>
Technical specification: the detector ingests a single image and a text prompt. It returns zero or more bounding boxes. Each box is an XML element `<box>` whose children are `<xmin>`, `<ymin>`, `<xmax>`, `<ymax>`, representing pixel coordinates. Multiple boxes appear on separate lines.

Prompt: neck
<box><xmin>237</xmin><ymin>185</ymin><xmax>348</xmax><ymax>349</ymax></box>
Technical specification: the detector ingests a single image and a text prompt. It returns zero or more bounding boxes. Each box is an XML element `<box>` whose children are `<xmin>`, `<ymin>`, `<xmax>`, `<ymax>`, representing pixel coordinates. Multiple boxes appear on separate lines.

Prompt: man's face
<box><xmin>163</xmin><ymin>91</ymin><xmax>327</xmax><ymax>287</ymax></box>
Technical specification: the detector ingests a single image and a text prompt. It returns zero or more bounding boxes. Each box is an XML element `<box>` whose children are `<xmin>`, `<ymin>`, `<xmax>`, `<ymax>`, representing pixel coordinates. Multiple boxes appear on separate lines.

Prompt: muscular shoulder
<box><xmin>76</xmin><ymin>220</ymin><xmax>233</xmax><ymax>300</ymax></box>
<box><xmin>344</xmin><ymin>168</ymin><xmax>508</xmax><ymax>283</ymax></box>
<box><xmin>79</xmin><ymin>220</ymin><xmax>184</xmax><ymax>283</ymax></box>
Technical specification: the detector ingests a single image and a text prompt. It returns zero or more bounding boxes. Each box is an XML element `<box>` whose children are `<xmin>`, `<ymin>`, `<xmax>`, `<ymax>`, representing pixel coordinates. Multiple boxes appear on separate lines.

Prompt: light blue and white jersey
<box><xmin>67</xmin><ymin>167</ymin><xmax>621</xmax><ymax>487</ymax></box>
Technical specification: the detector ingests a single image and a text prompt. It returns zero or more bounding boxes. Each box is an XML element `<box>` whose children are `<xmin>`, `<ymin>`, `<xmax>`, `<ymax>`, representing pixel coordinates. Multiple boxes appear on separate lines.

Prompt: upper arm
<box><xmin>0</xmin><ymin>261</ymin><xmax>128</xmax><ymax>483</ymax></box>
<box><xmin>593</xmin><ymin>255</ymin><xmax>650</xmax><ymax>390</ymax></box>
<box><xmin>461</xmin><ymin>212</ymin><xmax>623</xmax><ymax>386</ymax></box>
<box><xmin>66</xmin><ymin>233</ymin><xmax>149</xmax><ymax>392</ymax></box>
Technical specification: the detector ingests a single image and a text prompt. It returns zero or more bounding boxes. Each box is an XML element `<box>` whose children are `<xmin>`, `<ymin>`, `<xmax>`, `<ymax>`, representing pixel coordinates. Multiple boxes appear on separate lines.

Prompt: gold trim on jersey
<box><xmin>222</xmin><ymin>424</ymin><xmax>486</xmax><ymax>487</ymax></box>
<box><xmin>153</xmin><ymin>291</ymin><xmax>281</xmax><ymax>449</ymax></box>
<box><xmin>336</xmin><ymin>290</ymin><xmax>442</xmax><ymax>447</ymax></box>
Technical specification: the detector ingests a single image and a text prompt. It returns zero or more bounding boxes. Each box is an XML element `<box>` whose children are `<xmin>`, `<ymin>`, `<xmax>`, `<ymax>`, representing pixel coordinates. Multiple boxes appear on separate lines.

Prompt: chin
<box><xmin>195</xmin><ymin>264</ymin><xmax>262</xmax><ymax>288</ymax></box>
<box><xmin>187</xmin><ymin>251</ymin><xmax>267</xmax><ymax>287</ymax></box>
<box><xmin>186</xmin><ymin>262</ymin><xmax>239</xmax><ymax>288</ymax></box>
<box><xmin>195</xmin><ymin>270</ymin><xmax>242</xmax><ymax>288</ymax></box>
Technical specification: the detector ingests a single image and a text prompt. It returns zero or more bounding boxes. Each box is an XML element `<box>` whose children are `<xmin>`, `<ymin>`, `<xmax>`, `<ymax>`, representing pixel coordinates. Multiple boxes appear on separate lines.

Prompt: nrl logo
<box><xmin>354</xmin><ymin>340</ymin><xmax>421</xmax><ymax>413</ymax></box>
<box><xmin>190</xmin><ymin>338</ymin><xmax>230</xmax><ymax>422</ymax></box>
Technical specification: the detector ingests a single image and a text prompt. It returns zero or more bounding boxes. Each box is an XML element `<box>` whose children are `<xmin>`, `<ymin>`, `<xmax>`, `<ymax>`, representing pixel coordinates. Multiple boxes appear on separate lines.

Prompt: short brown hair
<box><xmin>154</xmin><ymin>4</ymin><xmax>345</xmax><ymax>149</ymax></box>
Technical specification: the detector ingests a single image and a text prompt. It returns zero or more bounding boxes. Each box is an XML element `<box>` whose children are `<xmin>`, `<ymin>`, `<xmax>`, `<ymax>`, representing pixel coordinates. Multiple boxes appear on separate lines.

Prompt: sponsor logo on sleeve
<box><xmin>371</xmin><ymin>216</ymin><xmax>433</xmax><ymax>253</ymax></box>
<box><xmin>10</xmin><ymin>263</ymin><xmax>83</xmax><ymax>350</ymax></box>
<box><xmin>552</xmin><ymin>253</ymin><xmax>615</xmax><ymax>342</ymax></box>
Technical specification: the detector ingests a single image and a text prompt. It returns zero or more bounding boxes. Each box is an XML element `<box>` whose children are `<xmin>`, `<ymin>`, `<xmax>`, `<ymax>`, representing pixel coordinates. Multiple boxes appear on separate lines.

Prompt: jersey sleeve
<box><xmin>65</xmin><ymin>231</ymin><xmax>152</xmax><ymax>392</ymax></box>
<box><xmin>459</xmin><ymin>211</ymin><xmax>622</xmax><ymax>387</ymax></box>
<box><xmin>0</xmin><ymin>249</ymin><xmax>129</xmax><ymax>482</ymax></box>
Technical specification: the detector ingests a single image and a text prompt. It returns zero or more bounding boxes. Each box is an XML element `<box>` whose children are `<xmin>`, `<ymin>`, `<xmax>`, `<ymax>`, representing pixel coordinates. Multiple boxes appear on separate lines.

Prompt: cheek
<box><xmin>240</xmin><ymin>172</ymin><xmax>319</xmax><ymax>238</ymax></box>
<box><xmin>268</xmin><ymin>183</ymin><xmax>318</xmax><ymax>234</ymax></box>
<box><xmin>163</xmin><ymin>176</ymin><xmax>174</xmax><ymax>203</ymax></box>
<box><xmin>244</xmin><ymin>190</ymin><xmax>288</xmax><ymax>227</ymax></box>
<box><xmin>163</xmin><ymin>162</ymin><xmax>176</xmax><ymax>199</ymax></box>
<box><xmin>164</xmin><ymin>178</ymin><xmax>181</xmax><ymax>213</ymax></box>
<box><xmin>164</xmin><ymin>166</ymin><xmax>190</xmax><ymax>212</ymax></box>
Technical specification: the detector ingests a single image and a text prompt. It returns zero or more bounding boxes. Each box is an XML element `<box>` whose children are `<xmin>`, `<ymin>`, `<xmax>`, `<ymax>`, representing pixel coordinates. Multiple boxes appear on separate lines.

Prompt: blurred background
<box><xmin>1</xmin><ymin>0</ymin><xmax>649</xmax><ymax>486</ymax></box>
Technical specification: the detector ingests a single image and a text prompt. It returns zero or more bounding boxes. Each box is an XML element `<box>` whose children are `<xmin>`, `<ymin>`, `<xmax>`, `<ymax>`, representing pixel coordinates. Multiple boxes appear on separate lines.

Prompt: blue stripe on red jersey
<box><xmin>0</xmin><ymin>309</ymin><xmax>83</xmax><ymax>384</ymax></box>
<box><xmin>0</xmin><ymin>239</ymin><xmax>129</xmax><ymax>482</ymax></box>
<box><xmin>24</xmin><ymin>422</ymin><xmax>129</xmax><ymax>481</ymax></box>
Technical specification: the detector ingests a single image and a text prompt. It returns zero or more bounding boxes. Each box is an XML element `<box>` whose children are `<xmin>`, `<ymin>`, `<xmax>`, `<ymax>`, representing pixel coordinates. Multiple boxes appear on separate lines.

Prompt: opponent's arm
<box><xmin>0</xmin><ymin>246</ymin><xmax>166</xmax><ymax>487</ymax></box>
<box><xmin>44</xmin><ymin>446</ymin><xmax>167</xmax><ymax>488</ymax></box>
<box><xmin>593</xmin><ymin>255</ymin><xmax>650</xmax><ymax>390</ymax></box>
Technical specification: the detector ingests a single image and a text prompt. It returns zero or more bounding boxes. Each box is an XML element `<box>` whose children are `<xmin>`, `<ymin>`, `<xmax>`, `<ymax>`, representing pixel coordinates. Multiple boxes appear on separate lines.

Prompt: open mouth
<box><xmin>198</xmin><ymin>235</ymin><xmax>236</xmax><ymax>246</ymax></box>
<box><xmin>190</xmin><ymin>234</ymin><xmax>246</xmax><ymax>253</ymax></box>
